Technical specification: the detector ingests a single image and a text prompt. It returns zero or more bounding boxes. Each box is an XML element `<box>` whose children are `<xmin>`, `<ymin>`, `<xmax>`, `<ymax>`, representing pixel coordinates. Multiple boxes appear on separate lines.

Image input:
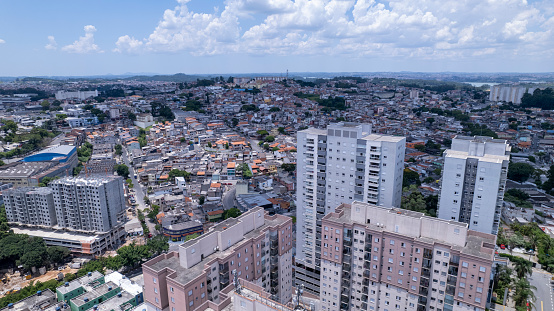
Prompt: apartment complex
<box><xmin>438</xmin><ymin>136</ymin><xmax>510</xmax><ymax>235</ymax></box>
<box><xmin>4</xmin><ymin>187</ymin><xmax>56</xmax><ymax>227</ymax></box>
<box><xmin>319</xmin><ymin>201</ymin><xmax>495</xmax><ymax>311</ymax></box>
<box><xmin>296</xmin><ymin>123</ymin><xmax>406</xmax><ymax>295</ymax></box>
<box><xmin>142</xmin><ymin>207</ymin><xmax>293</xmax><ymax>311</ymax></box>
<box><xmin>49</xmin><ymin>176</ymin><xmax>126</xmax><ymax>232</ymax></box>
<box><xmin>488</xmin><ymin>85</ymin><xmax>536</xmax><ymax>104</ymax></box>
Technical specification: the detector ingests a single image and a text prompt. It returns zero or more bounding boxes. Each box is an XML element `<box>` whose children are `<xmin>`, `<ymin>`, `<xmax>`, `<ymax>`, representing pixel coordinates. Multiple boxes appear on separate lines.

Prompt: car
<box><xmin>500</xmin><ymin>244</ymin><xmax>506</xmax><ymax>250</ymax></box>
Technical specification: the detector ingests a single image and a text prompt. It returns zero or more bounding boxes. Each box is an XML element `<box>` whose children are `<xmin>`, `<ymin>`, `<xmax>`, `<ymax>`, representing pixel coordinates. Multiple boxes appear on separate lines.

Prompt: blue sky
<box><xmin>0</xmin><ymin>0</ymin><xmax>553</xmax><ymax>76</ymax></box>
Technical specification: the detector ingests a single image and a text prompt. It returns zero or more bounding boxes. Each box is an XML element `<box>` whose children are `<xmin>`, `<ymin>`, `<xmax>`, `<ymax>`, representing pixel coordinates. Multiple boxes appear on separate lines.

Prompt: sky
<box><xmin>0</xmin><ymin>0</ymin><xmax>553</xmax><ymax>76</ymax></box>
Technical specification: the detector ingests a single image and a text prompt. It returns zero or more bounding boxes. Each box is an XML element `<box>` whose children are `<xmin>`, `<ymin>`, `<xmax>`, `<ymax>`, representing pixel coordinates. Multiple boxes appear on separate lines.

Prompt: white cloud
<box><xmin>113</xmin><ymin>35</ymin><xmax>143</xmax><ymax>53</ymax></box>
<box><xmin>0</xmin><ymin>39</ymin><xmax>5</xmax><ymax>44</ymax></box>
<box><xmin>45</xmin><ymin>36</ymin><xmax>57</xmax><ymax>50</ymax></box>
<box><xmin>114</xmin><ymin>0</ymin><xmax>554</xmax><ymax>60</ymax></box>
<box><xmin>62</xmin><ymin>25</ymin><xmax>103</xmax><ymax>54</ymax></box>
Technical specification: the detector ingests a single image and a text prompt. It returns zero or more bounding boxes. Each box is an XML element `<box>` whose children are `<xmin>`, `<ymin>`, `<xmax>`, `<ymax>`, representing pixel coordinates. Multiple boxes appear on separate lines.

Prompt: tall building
<box><xmin>3</xmin><ymin>187</ymin><xmax>56</xmax><ymax>227</ymax></box>
<box><xmin>489</xmin><ymin>85</ymin><xmax>536</xmax><ymax>104</ymax></box>
<box><xmin>49</xmin><ymin>176</ymin><xmax>125</xmax><ymax>232</ymax></box>
<box><xmin>319</xmin><ymin>201</ymin><xmax>495</xmax><ymax>311</ymax></box>
<box><xmin>437</xmin><ymin>136</ymin><xmax>510</xmax><ymax>235</ymax></box>
<box><xmin>296</xmin><ymin>123</ymin><xmax>406</xmax><ymax>295</ymax></box>
<box><xmin>142</xmin><ymin>207</ymin><xmax>293</xmax><ymax>311</ymax></box>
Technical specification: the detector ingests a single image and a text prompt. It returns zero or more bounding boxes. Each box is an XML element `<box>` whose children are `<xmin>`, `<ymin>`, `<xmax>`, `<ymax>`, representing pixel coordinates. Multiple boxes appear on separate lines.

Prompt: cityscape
<box><xmin>1</xmin><ymin>1</ymin><xmax>554</xmax><ymax>311</ymax></box>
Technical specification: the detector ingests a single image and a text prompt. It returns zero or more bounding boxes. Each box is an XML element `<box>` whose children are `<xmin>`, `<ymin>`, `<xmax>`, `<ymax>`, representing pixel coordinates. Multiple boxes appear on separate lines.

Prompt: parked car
<box><xmin>500</xmin><ymin>244</ymin><xmax>506</xmax><ymax>250</ymax></box>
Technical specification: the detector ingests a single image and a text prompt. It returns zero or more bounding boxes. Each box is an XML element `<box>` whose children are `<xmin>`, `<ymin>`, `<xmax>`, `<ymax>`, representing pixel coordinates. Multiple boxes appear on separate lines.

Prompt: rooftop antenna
<box><xmin>232</xmin><ymin>269</ymin><xmax>241</xmax><ymax>294</ymax></box>
<box><xmin>293</xmin><ymin>283</ymin><xmax>305</xmax><ymax>310</ymax></box>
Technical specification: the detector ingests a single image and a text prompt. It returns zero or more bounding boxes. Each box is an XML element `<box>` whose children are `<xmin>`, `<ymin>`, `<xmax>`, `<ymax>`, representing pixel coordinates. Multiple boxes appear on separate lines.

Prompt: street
<box><xmin>529</xmin><ymin>268</ymin><xmax>553</xmax><ymax>311</ymax></box>
<box><xmin>121</xmin><ymin>146</ymin><xmax>157</xmax><ymax>235</ymax></box>
<box><xmin>222</xmin><ymin>187</ymin><xmax>236</xmax><ymax>210</ymax></box>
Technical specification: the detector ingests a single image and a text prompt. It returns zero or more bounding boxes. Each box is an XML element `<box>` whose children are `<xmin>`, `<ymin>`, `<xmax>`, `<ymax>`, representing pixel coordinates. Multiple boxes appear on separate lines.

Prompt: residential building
<box><xmin>4</xmin><ymin>187</ymin><xmax>56</xmax><ymax>227</ymax></box>
<box><xmin>0</xmin><ymin>289</ymin><xmax>58</xmax><ymax>311</ymax></box>
<box><xmin>295</xmin><ymin>123</ymin><xmax>406</xmax><ymax>295</ymax></box>
<box><xmin>319</xmin><ymin>201</ymin><xmax>495</xmax><ymax>311</ymax></box>
<box><xmin>438</xmin><ymin>136</ymin><xmax>510</xmax><ymax>235</ymax></box>
<box><xmin>49</xmin><ymin>176</ymin><xmax>126</xmax><ymax>232</ymax></box>
<box><xmin>55</xmin><ymin>90</ymin><xmax>98</xmax><ymax>100</ymax></box>
<box><xmin>489</xmin><ymin>85</ymin><xmax>536</xmax><ymax>104</ymax></box>
<box><xmin>134</xmin><ymin>113</ymin><xmax>155</xmax><ymax>128</ymax></box>
<box><xmin>142</xmin><ymin>207</ymin><xmax>293</xmax><ymax>311</ymax></box>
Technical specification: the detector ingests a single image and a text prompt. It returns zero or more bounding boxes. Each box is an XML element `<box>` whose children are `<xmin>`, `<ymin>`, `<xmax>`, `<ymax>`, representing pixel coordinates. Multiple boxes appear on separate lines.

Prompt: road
<box><xmin>121</xmin><ymin>147</ymin><xmax>157</xmax><ymax>235</ymax></box>
<box><xmin>222</xmin><ymin>187</ymin><xmax>236</xmax><ymax>210</ymax></box>
<box><xmin>529</xmin><ymin>268</ymin><xmax>553</xmax><ymax>311</ymax></box>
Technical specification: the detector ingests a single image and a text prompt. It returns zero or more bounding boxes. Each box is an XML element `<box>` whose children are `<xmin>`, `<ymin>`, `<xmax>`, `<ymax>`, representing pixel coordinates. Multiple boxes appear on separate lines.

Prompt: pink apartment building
<box><xmin>319</xmin><ymin>201</ymin><xmax>496</xmax><ymax>311</ymax></box>
<box><xmin>142</xmin><ymin>207</ymin><xmax>294</xmax><ymax>311</ymax></box>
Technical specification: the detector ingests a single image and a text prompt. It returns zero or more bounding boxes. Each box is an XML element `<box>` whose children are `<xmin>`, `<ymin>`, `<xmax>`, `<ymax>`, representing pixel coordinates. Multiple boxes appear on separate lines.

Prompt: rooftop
<box><xmin>0</xmin><ymin>289</ymin><xmax>57</xmax><ymax>311</ymax></box>
<box><xmin>0</xmin><ymin>161</ymin><xmax>54</xmax><ymax>178</ymax></box>
<box><xmin>57</xmin><ymin>271</ymin><xmax>104</xmax><ymax>295</ymax></box>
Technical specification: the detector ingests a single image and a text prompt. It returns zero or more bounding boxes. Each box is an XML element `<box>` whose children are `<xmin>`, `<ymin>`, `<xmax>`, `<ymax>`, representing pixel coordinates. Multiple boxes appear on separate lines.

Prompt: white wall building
<box><xmin>295</xmin><ymin>123</ymin><xmax>406</xmax><ymax>295</ymax></box>
<box><xmin>489</xmin><ymin>85</ymin><xmax>536</xmax><ymax>104</ymax></box>
<box><xmin>49</xmin><ymin>175</ymin><xmax>126</xmax><ymax>232</ymax></box>
<box><xmin>55</xmin><ymin>90</ymin><xmax>98</xmax><ymax>100</ymax></box>
<box><xmin>4</xmin><ymin>187</ymin><xmax>57</xmax><ymax>227</ymax></box>
<box><xmin>438</xmin><ymin>136</ymin><xmax>510</xmax><ymax>235</ymax></box>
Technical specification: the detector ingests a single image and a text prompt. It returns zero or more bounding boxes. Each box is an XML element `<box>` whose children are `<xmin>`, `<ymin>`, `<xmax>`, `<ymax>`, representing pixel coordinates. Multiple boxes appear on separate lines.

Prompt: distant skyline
<box><xmin>1</xmin><ymin>0</ymin><xmax>553</xmax><ymax>76</ymax></box>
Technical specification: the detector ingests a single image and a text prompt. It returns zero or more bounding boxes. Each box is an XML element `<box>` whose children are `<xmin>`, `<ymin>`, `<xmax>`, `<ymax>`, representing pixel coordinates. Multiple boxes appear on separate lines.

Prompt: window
<box><xmin>479</xmin><ymin>266</ymin><xmax>486</xmax><ymax>272</ymax></box>
<box><xmin>170</xmin><ymin>287</ymin><xmax>174</xmax><ymax>293</ymax></box>
<box><xmin>154</xmin><ymin>288</ymin><xmax>158</xmax><ymax>293</ymax></box>
<box><xmin>460</xmin><ymin>282</ymin><xmax>465</xmax><ymax>288</ymax></box>
<box><xmin>462</xmin><ymin>261</ymin><xmax>468</xmax><ymax>268</ymax></box>
<box><xmin>475</xmin><ymin>297</ymin><xmax>481</xmax><ymax>303</ymax></box>
<box><xmin>189</xmin><ymin>301</ymin><xmax>194</xmax><ymax>307</ymax></box>
<box><xmin>171</xmin><ymin>298</ymin><xmax>174</xmax><ymax>303</ymax></box>
<box><xmin>153</xmin><ymin>277</ymin><xmax>157</xmax><ymax>284</ymax></box>
<box><xmin>188</xmin><ymin>290</ymin><xmax>193</xmax><ymax>296</ymax></box>
<box><xmin>458</xmin><ymin>293</ymin><xmax>464</xmax><ymax>298</ymax></box>
<box><xmin>390</xmin><ymin>240</ymin><xmax>395</xmax><ymax>245</ymax></box>
<box><xmin>461</xmin><ymin>272</ymin><xmax>467</xmax><ymax>278</ymax></box>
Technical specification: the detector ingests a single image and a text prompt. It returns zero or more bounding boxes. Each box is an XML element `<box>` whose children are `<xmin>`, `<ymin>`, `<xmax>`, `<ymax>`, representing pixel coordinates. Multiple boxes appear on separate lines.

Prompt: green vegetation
<box><xmin>168</xmin><ymin>168</ymin><xmax>192</xmax><ymax>182</ymax></box>
<box><xmin>0</xmin><ymin>279</ymin><xmax>68</xmax><ymax>309</ymax></box>
<box><xmin>293</xmin><ymin>92</ymin><xmax>320</xmax><ymax>101</ymax></box>
<box><xmin>0</xmin><ymin>124</ymin><xmax>57</xmax><ymax>159</ymax></box>
<box><xmin>198</xmin><ymin>196</ymin><xmax>205</xmax><ymax>205</ymax></box>
<box><xmin>114</xmin><ymin>164</ymin><xmax>129</xmax><ymax>179</ymax></box>
<box><xmin>318</xmin><ymin>96</ymin><xmax>347</xmax><ymax>112</ymax></box>
<box><xmin>508</xmin><ymin>223</ymin><xmax>554</xmax><ymax>272</ymax></box>
<box><xmin>127</xmin><ymin>112</ymin><xmax>137</xmax><ymax>121</ymax></box>
<box><xmin>521</xmin><ymin>88</ymin><xmax>554</xmax><ymax>110</ymax></box>
<box><xmin>182</xmin><ymin>99</ymin><xmax>204</xmax><ymax>112</ymax></box>
<box><xmin>77</xmin><ymin>142</ymin><xmax>93</xmax><ymax>163</ymax></box>
<box><xmin>236</xmin><ymin>163</ymin><xmax>252</xmax><ymax>179</ymax></box>
<box><xmin>38</xmin><ymin>176</ymin><xmax>59</xmax><ymax>187</ymax></box>
<box><xmin>241</xmin><ymin>104</ymin><xmax>259</xmax><ymax>112</ymax></box>
<box><xmin>0</xmin><ymin>232</ymin><xmax>70</xmax><ymax>271</ymax></box>
<box><xmin>0</xmin><ymin>87</ymin><xmax>49</xmax><ymax>101</ymax></box>
<box><xmin>400</xmin><ymin>185</ymin><xmax>438</xmax><ymax>217</ymax></box>
<box><xmin>114</xmin><ymin>144</ymin><xmax>122</xmax><ymax>156</ymax></box>
<box><xmin>281</xmin><ymin>163</ymin><xmax>296</xmax><ymax>172</ymax></box>
<box><xmin>147</xmin><ymin>205</ymin><xmax>161</xmax><ymax>222</ymax></box>
<box><xmin>269</xmin><ymin>107</ymin><xmax>280</xmax><ymax>112</ymax></box>
<box><xmin>223</xmin><ymin>208</ymin><xmax>242</xmax><ymax>220</ymax></box>
<box><xmin>185</xmin><ymin>233</ymin><xmax>200</xmax><ymax>241</ymax></box>
<box><xmin>151</xmin><ymin>102</ymin><xmax>174</xmax><ymax>121</ymax></box>
<box><xmin>462</xmin><ymin>122</ymin><xmax>498</xmax><ymax>138</ymax></box>
<box><xmin>541</xmin><ymin>164</ymin><xmax>554</xmax><ymax>194</ymax></box>
<box><xmin>138</xmin><ymin>128</ymin><xmax>147</xmax><ymax>148</ymax></box>
<box><xmin>402</xmin><ymin>169</ymin><xmax>420</xmax><ymax>187</ymax></box>
<box><xmin>508</xmin><ymin>162</ymin><xmax>534</xmax><ymax>182</ymax></box>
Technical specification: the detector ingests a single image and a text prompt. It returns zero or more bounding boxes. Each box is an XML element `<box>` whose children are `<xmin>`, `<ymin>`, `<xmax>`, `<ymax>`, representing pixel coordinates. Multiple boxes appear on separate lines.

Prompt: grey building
<box><xmin>49</xmin><ymin>175</ymin><xmax>125</xmax><ymax>232</ymax></box>
<box><xmin>295</xmin><ymin>123</ymin><xmax>406</xmax><ymax>295</ymax></box>
<box><xmin>4</xmin><ymin>187</ymin><xmax>57</xmax><ymax>227</ymax></box>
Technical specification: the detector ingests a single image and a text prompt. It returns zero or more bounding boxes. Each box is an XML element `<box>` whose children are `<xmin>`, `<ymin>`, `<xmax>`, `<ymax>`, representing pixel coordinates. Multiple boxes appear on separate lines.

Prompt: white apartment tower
<box><xmin>49</xmin><ymin>176</ymin><xmax>125</xmax><ymax>232</ymax></box>
<box><xmin>296</xmin><ymin>123</ymin><xmax>406</xmax><ymax>295</ymax></box>
<box><xmin>438</xmin><ymin>136</ymin><xmax>510</xmax><ymax>235</ymax></box>
<box><xmin>4</xmin><ymin>187</ymin><xmax>57</xmax><ymax>227</ymax></box>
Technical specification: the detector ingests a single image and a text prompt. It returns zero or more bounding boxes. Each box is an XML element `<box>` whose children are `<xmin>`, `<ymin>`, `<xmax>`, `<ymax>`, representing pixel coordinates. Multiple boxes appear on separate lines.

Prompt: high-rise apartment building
<box><xmin>142</xmin><ymin>207</ymin><xmax>293</xmax><ymax>311</ymax></box>
<box><xmin>320</xmin><ymin>201</ymin><xmax>495</xmax><ymax>311</ymax></box>
<box><xmin>296</xmin><ymin>123</ymin><xmax>406</xmax><ymax>295</ymax></box>
<box><xmin>4</xmin><ymin>187</ymin><xmax>56</xmax><ymax>227</ymax></box>
<box><xmin>49</xmin><ymin>176</ymin><xmax>125</xmax><ymax>232</ymax></box>
<box><xmin>437</xmin><ymin>136</ymin><xmax>510</xmax><ymax>235</ymax></box>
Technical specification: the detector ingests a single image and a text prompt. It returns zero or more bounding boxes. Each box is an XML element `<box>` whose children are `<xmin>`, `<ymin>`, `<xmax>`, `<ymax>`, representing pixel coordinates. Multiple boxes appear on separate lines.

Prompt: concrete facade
<box><xmin>49</xmin><ymin>176</ymin><xmax>126</xmax><ymax>232</ymax></box>
<box><xmin>295</xmin><ymin>123</ymin><xmax>406</xmax><ymax>295</ymax></box>
<box><xmin>319</xmin><ymin>201</ymin><xmax>496</xmax><ymax>311</ymax></box>
<box><xmin>4</xmin><ymin>187</ymin><xmax>56</xmax><ymax>226</ymax></box>
<box><xmin>438</xmin><ymin>136</ymin><xmax>510</xmax><ymax>235</ymax></box>
<box><xmin>142</xmin><ymin>207</ymin><xmax>293</xmax><ymax>311</ymax></box>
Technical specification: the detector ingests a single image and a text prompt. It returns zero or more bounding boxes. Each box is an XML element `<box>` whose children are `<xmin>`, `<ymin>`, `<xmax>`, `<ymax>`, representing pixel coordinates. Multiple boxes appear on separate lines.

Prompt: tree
<box><xmin>426</xmin><ymin>117</ymin><xmax>435</xmax><ymax>125</ymax></box>
<box><xmin>278</xmin><ymin>127</ymin><xmax>287</xmax><ymax>135</ymax></box>
<box><xmin>281</xmin><ymin>163</ymin><xmax>296</xmax><ymax>172</ymax></box>
<box><xmin>223</xmin><ymin>208</ymin><xmax>242</xmax><ymax>219</ymax></box>
<box><xmin>117</xmin><ymin>243</ymin><xmax>149</xmax><ymax>268</ymax></box>
<box><xmin>147</xmin><ymin>235</ymin><xmax>169</xmax><ymax>256</ymax></box>
<box><xmin>269</xmin><ymin>107</ymin><xmax>280</xmax><ymax>112</ymax></box>
<box><xmin>114</xmin><ymin>144</ymin><xmax>122</xmax><ymax>156</ymax></box>
<box><xmin>20</xmin><ymin>251</ymin><xmax>45</xmax><ymax>271</ymax></box>
<box><xmin>40</xmin><ymin>100</ymin><xmax>50</xmax><ymax>111</ymax></box>
<box><xmin>403</xmin><ymin>169</ymin><xmax>420</xmax><ymax>187</ymax></box>
<box><xmin>207</xmin><ymin>142</ymin><xmax>212</xmax><ymax>148</ymax></box>
<box><xmin>115</xmin><ymin>164</ymin><xmax>130</xmax><ymax>178</ymax></box>
<box><xmin>512</xmin><ymin>278</ymin><xmax>536</xmax><ymax>310</ymax></box>
<box><xmin>168</xmin><ymin>169</ymin><xmax>191</xmax><ymax>182</ymax></box>
<box><xmin>508</xmin><ymin>162</ymin><xmax>534</xmax><ymax>182</ymax></box>
<box><xmin>264</xmin><ymin>135</ymin><xmax>275</xmax><ymax>142</ymax></box>
<box><xmin>46</xmin><ymin>246</ymin><xmax>71</xmax><ymax>264</ymax></box>
<box><xmin>513</xmin><ymin>259</ymin><xmax>533</xmax><ymax>278</ymax></box>
<box><xmin>39</xmin><ymin>176</ymin><xmax>59</xmax><ymax>187</ymax></box>
<box><xmin>127</xmin><ymin>112</ymin><xmax>137</xmax><ymax>121</ymax></box>
<box><xmin>198</xmin><ymin>196</ymin><xmax>205</xmax><ymax>205</ymax></box>
<box><xmin>414</xmin><ymin>144</ymin><xmax>426</xmax><ymax>152</ymax></box>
